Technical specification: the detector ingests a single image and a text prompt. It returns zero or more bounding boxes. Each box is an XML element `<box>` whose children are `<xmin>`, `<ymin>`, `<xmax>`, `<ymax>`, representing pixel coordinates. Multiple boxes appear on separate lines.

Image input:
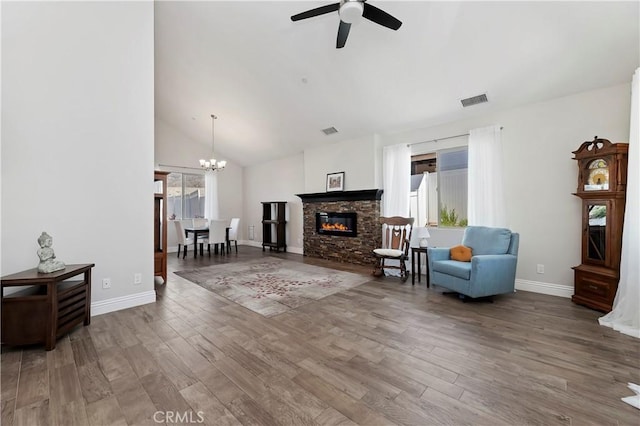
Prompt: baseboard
<box><xmin>171</xmin><ymin>242</ymin><xmax>304</xmax><ymax>255</ymax></box>
<box><xmin>240</xmin><ymin>240</ymin><xmax>303</xmax><ymax>255</ymax></box>
<box><xmin>242</xmin><ymin>240</ymin><xmax>263</xmax><ymax>249</ymax></box>
<box><xmin>515</xmin><ymin>279</ymin><xmax>572</xmax><ymax>298</ymax></box>
<box><xmin>91</xmin><ymin>290</ymin><xmax>156</xmax><ymax>316</ymax></box>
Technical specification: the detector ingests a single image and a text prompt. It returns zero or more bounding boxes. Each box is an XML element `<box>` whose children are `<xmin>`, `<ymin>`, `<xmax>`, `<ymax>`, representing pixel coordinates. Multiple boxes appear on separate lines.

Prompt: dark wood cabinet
<box><xmin>1</xmin><ymin>264</ymin><xmax>94</xmax><ymax>350</ymax></box>
<box><xmin>262</xmin><ymin>201</ymin><xmax>287</xmax><ymax>252</ymax></box>
<box><xmin>155</xmin><ymin>171</ymin><xmax>169</xmax><ymax>283</ymax></box>
<box><xmin>572</xmin><ymin>137</ymin><xmax>628</xmax><ymax>312</ymax></box>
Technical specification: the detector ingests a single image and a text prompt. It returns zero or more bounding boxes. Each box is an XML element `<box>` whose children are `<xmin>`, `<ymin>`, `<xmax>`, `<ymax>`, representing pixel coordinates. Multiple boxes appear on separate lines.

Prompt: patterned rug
<box><xmin>174</xmin><ymin>257</ymin><xmax>370</xmax><ymax>317</ymax></box>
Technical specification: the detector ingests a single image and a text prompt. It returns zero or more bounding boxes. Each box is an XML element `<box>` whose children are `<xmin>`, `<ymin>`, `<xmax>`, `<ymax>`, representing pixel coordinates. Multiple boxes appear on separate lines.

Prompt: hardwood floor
<box><xmin>2</xmin><ymin>246</ymin><xmax>639</xmax><ymax>425</ymax></box>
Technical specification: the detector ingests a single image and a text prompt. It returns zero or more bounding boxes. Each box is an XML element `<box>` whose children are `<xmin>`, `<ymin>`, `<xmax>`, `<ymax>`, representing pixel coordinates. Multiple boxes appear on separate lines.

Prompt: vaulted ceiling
<box><xmin>154</xmin><ymin>1</ymin><xmax>639</xmax><ymax>166</ymax></box>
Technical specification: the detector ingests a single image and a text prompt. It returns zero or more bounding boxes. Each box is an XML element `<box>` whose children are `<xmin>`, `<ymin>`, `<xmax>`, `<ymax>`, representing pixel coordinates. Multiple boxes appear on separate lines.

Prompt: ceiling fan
<box><xmin>291</xmin><ymin>0</ymin><xmax>402</xmax><ymax>49</ymax></box>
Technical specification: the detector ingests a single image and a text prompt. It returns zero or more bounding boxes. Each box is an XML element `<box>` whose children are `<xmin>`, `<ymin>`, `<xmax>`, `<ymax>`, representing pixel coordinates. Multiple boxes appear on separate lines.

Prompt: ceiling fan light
<box><xmin>339</xmin><ymin>1</ymin><xmax>363</xmax><ymax>24</ymax></box>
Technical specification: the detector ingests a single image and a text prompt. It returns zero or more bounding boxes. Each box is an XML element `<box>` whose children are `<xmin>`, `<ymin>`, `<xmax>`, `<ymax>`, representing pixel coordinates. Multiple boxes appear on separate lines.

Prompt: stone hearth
<box><xmin>297</xmin><ymin>190</ymin><xmax>382</xmax><ymax>266</ymax></box>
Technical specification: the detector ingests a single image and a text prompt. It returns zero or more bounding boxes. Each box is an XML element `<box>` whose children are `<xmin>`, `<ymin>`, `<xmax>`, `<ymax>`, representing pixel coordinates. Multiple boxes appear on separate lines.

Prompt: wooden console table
<box><xmin>1</xmin><ymin>263</ymin><xmax>94</xmax><ymax>350</ymax></box>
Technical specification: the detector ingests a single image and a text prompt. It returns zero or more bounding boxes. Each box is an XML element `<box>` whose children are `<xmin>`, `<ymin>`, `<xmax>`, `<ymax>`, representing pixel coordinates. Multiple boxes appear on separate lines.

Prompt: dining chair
<box><xmin>180</xmin><ymin>219</ymin><xmax>194</xmax><ymax>229</ymax></box>
<box><xmin>209</xmin><ymin>219</ymin><xmax>228</xmax><ymax>255</ymax></box>
<box><xmin>192</xmin><ymin>217</ymin><xmax>209</xmax><ymax>255</ymax></box>
<box><xmin>227</xmin><ymin>217</ymin><xmax>240</xmax><ymax>253</ymax></box>
<box><xmin>173</xmin><ymin>220</ymin><xmax>195</xmax><ymax>259</ymax></box>
<box><xmin>193</xmin><ymin>218</ymin><xmax>208</xmax><ymax>228</ymax></box>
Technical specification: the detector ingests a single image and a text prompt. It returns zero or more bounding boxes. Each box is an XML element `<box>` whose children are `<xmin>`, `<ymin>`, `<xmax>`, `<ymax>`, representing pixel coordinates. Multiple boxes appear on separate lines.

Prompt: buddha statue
<box><xmin>37</xmin><ymin>232</ymin><xmax>65</xmax><ymax>273</ymax></box>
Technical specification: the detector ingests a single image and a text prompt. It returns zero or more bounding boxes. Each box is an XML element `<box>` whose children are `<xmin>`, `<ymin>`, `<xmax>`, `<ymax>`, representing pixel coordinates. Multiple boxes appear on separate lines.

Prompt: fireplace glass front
<box><xmin>316</xmin><ymin>212</ymin><xmax>357</xmax><ymax>237</ymax></box>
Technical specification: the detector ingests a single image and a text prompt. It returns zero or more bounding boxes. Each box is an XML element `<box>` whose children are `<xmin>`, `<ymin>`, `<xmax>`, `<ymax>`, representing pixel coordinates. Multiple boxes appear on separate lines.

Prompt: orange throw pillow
<box><xmin>450</xmin><ymin>245</ymin><xmax>472</xmax><ymax>262</ymax></box>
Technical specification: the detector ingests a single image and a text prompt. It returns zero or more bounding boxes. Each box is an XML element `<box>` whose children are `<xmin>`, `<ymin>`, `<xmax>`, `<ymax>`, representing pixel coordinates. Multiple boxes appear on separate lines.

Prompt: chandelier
<box><xmin>199</xmin><ymin>114</ymin><xmax>227</xmax><ymax>172</ymax></box>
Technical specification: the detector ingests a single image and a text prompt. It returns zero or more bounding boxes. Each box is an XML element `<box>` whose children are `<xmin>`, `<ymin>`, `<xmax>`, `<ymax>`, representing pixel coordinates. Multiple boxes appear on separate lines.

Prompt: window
<box><xmin>167</xmin><ymin>172</ymin><xmax>205</xmax><ymax>220</ymax></box>
<box><xmin>411</xmin><ymin>147</ymin><xmax>468</xmax><ymax>227</ymax></box>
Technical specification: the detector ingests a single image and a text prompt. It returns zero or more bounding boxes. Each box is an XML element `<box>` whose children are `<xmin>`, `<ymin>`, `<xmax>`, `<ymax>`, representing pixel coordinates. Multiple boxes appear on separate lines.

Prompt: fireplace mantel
<box><xmin>296</xmin><ymin>189</ymin><xmax>383</xmax><ymax>203</ymax></box>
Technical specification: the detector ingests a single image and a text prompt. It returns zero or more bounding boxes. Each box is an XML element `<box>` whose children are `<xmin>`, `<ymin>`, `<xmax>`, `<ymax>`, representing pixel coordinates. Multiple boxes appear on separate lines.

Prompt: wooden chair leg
<box><xmin>235</xmin><ymin>241</ymin><xmax>238</xmax><ymax>253</ymax></box>
<box><xmin>177</xmin><ymin>245</ymin><xmax>181</xmax><ymax>258</ymax></box>
<box><xmin>183</xmin><ymin>246</ymin><xmax>188</xmax><ymax>259</ymax></box>
<box><xmin>400</xmin><ymin>260</ymin><xmax>408</xmax><ymax>282</ymax></box>
<box><xmin>372</xmin><ymin>257</ymin><xmax>384</xmax><ymax>277</ymax></box>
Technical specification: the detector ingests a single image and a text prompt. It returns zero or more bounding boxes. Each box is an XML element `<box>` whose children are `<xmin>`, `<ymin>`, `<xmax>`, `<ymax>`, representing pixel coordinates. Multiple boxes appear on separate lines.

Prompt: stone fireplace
<box><xmin>297</xmin><ymin>189</ymin><xmax>382</xmax><ymax>266</ymax></box>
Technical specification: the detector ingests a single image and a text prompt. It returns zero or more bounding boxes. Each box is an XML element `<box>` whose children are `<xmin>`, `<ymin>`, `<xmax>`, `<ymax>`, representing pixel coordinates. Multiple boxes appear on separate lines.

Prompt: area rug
<box><xmin>174</xmin><ymin>257</ymin><xmax>370</xmax><ymax>317</ymax></box>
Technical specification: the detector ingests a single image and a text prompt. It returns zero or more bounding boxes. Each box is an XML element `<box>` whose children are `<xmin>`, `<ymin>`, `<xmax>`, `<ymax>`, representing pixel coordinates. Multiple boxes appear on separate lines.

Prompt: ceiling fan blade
<box><xmin>362</xmin><ymin>3</ymin><xmax>402</xmax><ymax>30</ymax></box>
<box><xmin>336</xmin><ymin>20</ymin><xmax>351</xmax><ymax>48</ymax></box>
<box><xmin>291</xmin><ymin>3</ymin><xmax>340</xmax><ymax>21</ymax></box>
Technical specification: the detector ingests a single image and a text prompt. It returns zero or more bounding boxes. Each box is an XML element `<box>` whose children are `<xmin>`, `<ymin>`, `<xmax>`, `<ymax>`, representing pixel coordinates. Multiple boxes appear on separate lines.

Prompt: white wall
<box><xmin>155</xmin><ymin>118</ymin><xmax>210</xmax><ymax>170</ymax></box>
<box><xmin>303</xmin><ymin>135</ymin><xmax>378</xmax><ymax>192</ymax></box>
<box><xmin>382</xmin><ymin>82</ymin><xmax>632</xmax><ymax>292</ymax></box>
<box><xmin>2</xmin><ymin>2</ymin><xmax>155</xmax><ymax>308</ymax></box>
<box><xmin>242</xmin><ymin>154</ymin><xmax>305</xmax><ymax>253</ymax></box>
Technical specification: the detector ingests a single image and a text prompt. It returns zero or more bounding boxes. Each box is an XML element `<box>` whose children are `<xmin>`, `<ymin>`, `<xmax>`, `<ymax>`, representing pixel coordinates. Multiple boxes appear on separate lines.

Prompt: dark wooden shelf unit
<box><xmin>1</xmin><ymin>263</ymin><xmax>94</xmax><ymax>350</ymax></box>
<box><xmin>262</xmin><ymin>201</ymin><xmax>287</xmax><ymax>252</ymax></box>
<box><xmin>155</xmin><ymin>171</ymin><xmax>169</xmax><ymax>282</ymax></box>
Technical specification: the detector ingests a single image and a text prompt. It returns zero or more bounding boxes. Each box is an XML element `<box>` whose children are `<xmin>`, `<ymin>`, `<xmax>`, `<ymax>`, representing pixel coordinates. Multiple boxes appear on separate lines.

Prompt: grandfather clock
<box><xmin>572</xmin><ymin>137</ymin><xmax>628</xmax><ymax>312</ymax></box>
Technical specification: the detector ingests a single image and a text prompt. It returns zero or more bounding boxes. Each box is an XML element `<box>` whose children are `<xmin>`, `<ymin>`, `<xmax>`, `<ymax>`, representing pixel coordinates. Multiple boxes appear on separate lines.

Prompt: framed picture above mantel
<box><xmin>326</xmin><ymin>172</ymin><xmax>345</xmax><ymax>192</ymax></box>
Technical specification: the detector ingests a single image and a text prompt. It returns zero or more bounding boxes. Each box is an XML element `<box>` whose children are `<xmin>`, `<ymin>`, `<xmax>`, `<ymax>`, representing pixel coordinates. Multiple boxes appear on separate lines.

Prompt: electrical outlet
<box><xmin>102</xmin><ymin>278</ymin><xmax>112</xmax><ymax>289</ymax></box>
<box><xmin>134</xmin><ymin>273</ymin><xmax>142</xmax><ymax>285</ymax></box>
<box><xmin>536</xmin><ymin>264</ymin><xmax>545</xmax><ymax>274</ymax></box>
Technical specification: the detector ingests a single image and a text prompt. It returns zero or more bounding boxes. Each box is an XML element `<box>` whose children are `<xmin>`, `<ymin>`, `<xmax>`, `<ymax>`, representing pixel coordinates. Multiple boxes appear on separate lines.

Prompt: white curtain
<box><xmin>599</xmin><ymin>67</ymin><xmax>640</xmax><ymax>339</ymax></box>
<box><xmin>383</xmin><ymin>144</ymin><xmax>411</xmax><ymax>216</ymax></box>
<box><xmin>382</xmin><ymin>143</ymin><xmax>411</xmax><ymax>275</ymax></box>
<box><xmin>468</xmin><ymin>125</ymin><xmax>507</xmax><ymax>227</ymax></box>
<box><xmin>204</xmin><ymin>171</ymin><xmax>219</xmax><ymax>220</ymax></box>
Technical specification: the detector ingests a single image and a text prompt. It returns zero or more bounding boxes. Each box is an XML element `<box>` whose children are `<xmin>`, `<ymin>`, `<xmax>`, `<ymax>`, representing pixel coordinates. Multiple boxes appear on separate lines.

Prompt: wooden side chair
<box><xmin>372</xmin><ymin>216</ymin><xmax>414</xmax><ymax>281</ymax></box>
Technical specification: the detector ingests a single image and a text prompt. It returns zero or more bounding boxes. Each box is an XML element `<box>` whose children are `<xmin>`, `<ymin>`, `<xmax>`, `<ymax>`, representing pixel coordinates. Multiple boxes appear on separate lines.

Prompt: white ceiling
<box><xmin>154</xmin><ymin>1</ymin><xmax>639</xmax><ymax>166</ymax></box>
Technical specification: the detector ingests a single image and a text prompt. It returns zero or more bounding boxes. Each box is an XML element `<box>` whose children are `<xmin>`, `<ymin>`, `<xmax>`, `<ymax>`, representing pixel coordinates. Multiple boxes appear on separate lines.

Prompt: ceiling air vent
<box><xmin>322</xmin><ymin>127</ymin><xmax>338</xmax><ymax>135</ymax></box>
<box><xmin>461</xmin><ymin>93</ymin><xmax>488</xmax><ymax>108</ymax></box>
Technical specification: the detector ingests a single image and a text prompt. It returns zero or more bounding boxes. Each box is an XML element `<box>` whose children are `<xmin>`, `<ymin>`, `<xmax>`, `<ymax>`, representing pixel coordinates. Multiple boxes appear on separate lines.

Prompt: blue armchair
<box><xmin>427</xmin><ymin>226</ymin><xmax>519</xmax><ymax>299</ymax></box>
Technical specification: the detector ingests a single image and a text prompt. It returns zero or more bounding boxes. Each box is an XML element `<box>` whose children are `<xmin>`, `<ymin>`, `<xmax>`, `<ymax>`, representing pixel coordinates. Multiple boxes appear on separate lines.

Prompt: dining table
<box><xmin>184</xmin><ymin>226</ymin><xmax>209</xmax><ymax>257</ymax></box>
<box><xmin>184</xmin><ymin>226</ymin><xmax>231</xmax><ymax>257</ymax></box>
